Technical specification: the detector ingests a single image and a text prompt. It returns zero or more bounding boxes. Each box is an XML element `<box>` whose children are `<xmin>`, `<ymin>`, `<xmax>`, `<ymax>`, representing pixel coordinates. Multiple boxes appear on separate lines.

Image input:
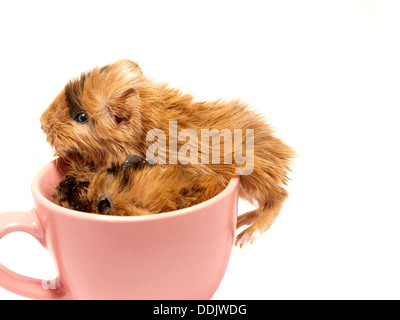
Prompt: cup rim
<box><xmin>31</xmin><ymin>159</ymin><xmax>240</xmax><ymax>222</ymax></box>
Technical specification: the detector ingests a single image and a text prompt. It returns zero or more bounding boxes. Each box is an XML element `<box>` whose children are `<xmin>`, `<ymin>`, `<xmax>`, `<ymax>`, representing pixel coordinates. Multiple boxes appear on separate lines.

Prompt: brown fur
<box><xmin>53</xmin><ymin>156</ymin><xmax>229</xmax><ymax>216</ymax></box>
<box><xmin>41</xmin><ymin>59</ymin><xmax>295</xmax><ymax>246</ymax></box>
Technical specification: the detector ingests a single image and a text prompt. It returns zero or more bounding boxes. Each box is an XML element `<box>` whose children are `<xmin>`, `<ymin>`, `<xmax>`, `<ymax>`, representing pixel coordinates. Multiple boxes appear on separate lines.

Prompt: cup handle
<box><xmin>0</xmin><ymin>210</ymin><xmax>69</xmax><ymax>300</ymax></box>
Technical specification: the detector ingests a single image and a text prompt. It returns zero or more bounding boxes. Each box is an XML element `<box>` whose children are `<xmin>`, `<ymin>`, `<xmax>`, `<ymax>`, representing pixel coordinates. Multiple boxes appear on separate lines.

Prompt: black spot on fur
<box><xmin>107</xmin><ymin>163</ymin><xmax>122</xmax><ymax>177</ymax></box>
<box><xmin>55</xmin><ymin>175</ymin><xmax>91</xmax><ymax>212</ymax></box>
<box><xmin>106</xmin><ymin>155</ymin><xmax>157</xmax><ymax>193</ymax></box>
<box><xmin>120</xmin><ymin>170</ymin><xmax>131</xmax><ymax>190</ymax></box>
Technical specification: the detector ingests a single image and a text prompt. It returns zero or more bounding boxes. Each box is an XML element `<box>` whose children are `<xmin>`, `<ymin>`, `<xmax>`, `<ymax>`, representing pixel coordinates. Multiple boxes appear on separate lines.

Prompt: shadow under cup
<box><xmin>0</xmin><ymin>159</ymin><xmax>240</xmax><ymax>300</ymax></box>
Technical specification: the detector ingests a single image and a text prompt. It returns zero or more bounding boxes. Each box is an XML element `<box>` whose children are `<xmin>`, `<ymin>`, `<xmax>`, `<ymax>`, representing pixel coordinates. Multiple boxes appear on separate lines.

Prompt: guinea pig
<box><xmin>53</xmin><ymin>154</ymin><xmax>230</xmax><ymax>216</ymax></box>
<box><xmin>41</xmin><ymin>59</ymin><xmax>295</xmax><ymax>247</ymax></box>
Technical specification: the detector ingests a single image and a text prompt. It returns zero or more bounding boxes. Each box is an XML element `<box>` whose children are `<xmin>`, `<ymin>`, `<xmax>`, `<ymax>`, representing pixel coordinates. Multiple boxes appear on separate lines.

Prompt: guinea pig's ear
<box><xmin>122</xmin><ymin>154</ymin><xmax>147</xmax><ymax>169</ymax></box>
<box><xmin>106</xmin><ymin>87</ymin><xmax>140</xmax><ymax>125</ymax></box>
<box><xmin>97</xmin><ymin>59</ymin><xmax>142</xmax><ymax>128</ymax></box>
<box><xmin>96</xmin><ymin>195</ymin><xmax>113</xmax><ymax>215</ymax></box>
<box><xmin>122</xmin><ymin>154</ymin><xmax>156</xmax><ymax>170</ymax></box>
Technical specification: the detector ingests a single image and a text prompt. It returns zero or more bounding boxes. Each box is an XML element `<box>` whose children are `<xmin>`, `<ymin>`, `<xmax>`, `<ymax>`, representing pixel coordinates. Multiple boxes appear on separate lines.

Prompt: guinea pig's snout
<box><xmin>40</xmin><ymin>110</ymin><xmax>54</xmax><ymax>134</ymax></box>
<box><xmin>40</xmin><ymin>115</ymin><xmax>50</xmax><ymax>133</ymax></box>
<box><xmin>96</xmin><ymin>195</ymin><xmax>113</xmax><ymax>215</ymax></box>
<box><xmin>40</xmin><ymin>122</ymin><xmax>53</xmax><ymax>142</ymax></box>
<box><xmin>40</xmin><ymin>122</ymin><xmax>58</xmax><ymax>147</ymax></box>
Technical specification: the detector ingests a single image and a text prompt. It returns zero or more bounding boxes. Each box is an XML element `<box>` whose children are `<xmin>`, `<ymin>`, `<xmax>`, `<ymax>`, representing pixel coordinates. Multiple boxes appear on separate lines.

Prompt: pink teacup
<box><xmin>0</xmin><ymin>159</ymin><xmax>239</xmax><ymax>300</ymax></box>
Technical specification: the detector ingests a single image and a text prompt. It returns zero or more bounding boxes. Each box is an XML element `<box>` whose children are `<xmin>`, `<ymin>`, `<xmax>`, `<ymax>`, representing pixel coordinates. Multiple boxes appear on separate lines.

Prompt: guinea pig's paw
<box><xmin>235</xmin><ymin>225</ymin><xmax>261</xmax><ymax>248</ymax></box>
<box><xmin>236</xmin><ymin>209</ymin><xmax>259</xmax><ymax>229</ymax></box>
<box><xmin>122</xmin><ymin>154</ymin><xmax>152</xmax><ymax>169</ymax></box>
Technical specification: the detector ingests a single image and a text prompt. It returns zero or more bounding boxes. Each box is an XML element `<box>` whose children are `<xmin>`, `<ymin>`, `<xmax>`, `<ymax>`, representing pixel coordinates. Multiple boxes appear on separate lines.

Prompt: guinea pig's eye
<box><xmin>74</xmin><ymin>111</ymin><xmax>89</xmax><ymax>123</ymax></box>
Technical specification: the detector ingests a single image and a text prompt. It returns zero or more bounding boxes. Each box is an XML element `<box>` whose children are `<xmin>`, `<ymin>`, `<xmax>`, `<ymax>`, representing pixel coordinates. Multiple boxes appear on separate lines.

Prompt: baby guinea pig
<box><xmin>53</xmin><ymin>155</ymin><xmax>230</xmax><ymax>216</ymax></box>
<box><xmin>42</xmin><ymin>59</ymin><xmax>295</xmax><ymax>246</ymax></box>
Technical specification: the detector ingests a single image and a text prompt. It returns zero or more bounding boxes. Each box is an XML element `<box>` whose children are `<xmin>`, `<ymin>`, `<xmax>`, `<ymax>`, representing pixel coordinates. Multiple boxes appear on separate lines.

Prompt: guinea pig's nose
<box><xmin>41</xmin><ymin>124</ymin><xmax>47</xmax><ymax>133</ymax></box>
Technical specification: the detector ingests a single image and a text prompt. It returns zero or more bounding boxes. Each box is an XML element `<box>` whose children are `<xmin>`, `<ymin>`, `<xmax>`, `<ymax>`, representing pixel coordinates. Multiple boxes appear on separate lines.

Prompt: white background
<box><xmin>0</xmin><ymin>0</ymin><xmax>399</xmax><ymax>300</ymax></box>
